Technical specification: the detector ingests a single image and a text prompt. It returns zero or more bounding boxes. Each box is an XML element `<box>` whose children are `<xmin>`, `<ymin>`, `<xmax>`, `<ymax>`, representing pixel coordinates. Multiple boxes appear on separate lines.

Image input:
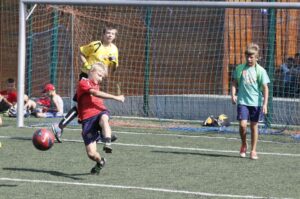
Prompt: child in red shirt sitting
<box><xmin>0</xmin><ymin>78</ymin><xmax>17</xmax><ymax>113</ymax></box>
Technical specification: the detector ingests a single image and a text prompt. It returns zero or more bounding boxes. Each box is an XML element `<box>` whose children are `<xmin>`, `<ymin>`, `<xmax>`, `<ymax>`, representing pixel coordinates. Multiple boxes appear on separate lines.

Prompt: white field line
<box><xmin>114</xmin><ymin>131</ymin><xmax>296</xmax><ymax>144</ymax></box>
<box><xmin>0</xmin><ymin>177</ymin><xmax>289</xmax><ymax>199</ymax></box>
<box><xmin>104</xmin><ymin>130</ymin><xmax>298</xmax><ymax>144</ymax></box>
<box><xmin>0</xmin><ymin>135</ymin><xmax>299</xmax><ymax>157</ymax></box>
<box><xmin>65</xmin><ymin>128</ymin><xmax>292</xmax><ymax>144</ymax></box>
<box><xmin>23</xmin><ymin>126</ymin><xmax>296</xmax><ymax>144</ymax></box>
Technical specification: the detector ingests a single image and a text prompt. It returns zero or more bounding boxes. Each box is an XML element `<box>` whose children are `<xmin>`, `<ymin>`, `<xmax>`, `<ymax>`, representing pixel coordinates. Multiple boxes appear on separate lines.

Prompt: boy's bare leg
<box><xmin>86</xmin><ymin>142</ymin><xmax>101</xmax><ymax>163</ymax></box>
<box><xmin>239</xmin><ymin>120</ymin><xmax>248</xmax><ymax>157</ymax></box>
<box><xmin>250</xmin><ymin>121</ymin><xmax>259</xmax><ymax>159</ymax></box>
<box><xmin>239</xmin><ymin>120</ymin><xmax>247</xmax><ymax>145</ymax></box>
<box><xmin>100</xmin><ymin>114</ymin><xmax>112</xmax><ymax>153</ymax></box>
<box><xmin>86</xmin><ymin>141</ymin><xmax>106</xmax><ymax>175</ymax></box>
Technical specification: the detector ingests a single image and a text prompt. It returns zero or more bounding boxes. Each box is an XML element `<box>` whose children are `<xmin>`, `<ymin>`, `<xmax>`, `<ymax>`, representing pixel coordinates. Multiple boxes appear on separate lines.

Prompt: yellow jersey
<box><xmin>80</xmin><ymin>40</ymin><xmax>119</xmax><ymax>73</ymax></box>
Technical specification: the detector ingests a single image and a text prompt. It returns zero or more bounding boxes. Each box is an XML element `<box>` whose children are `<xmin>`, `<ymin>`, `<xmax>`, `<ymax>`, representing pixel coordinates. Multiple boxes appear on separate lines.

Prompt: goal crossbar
<box><xmin>20</xmin><ymin>0</ymin><xmax>300</xmax><ymax>9</ymax></box>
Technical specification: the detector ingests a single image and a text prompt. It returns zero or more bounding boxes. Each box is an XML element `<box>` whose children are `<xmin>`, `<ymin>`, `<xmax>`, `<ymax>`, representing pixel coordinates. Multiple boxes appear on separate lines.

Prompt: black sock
<box><xmin>105</xmin><ymin>137</ymin><xmax>111</xmax><ymax>143</ymax></box>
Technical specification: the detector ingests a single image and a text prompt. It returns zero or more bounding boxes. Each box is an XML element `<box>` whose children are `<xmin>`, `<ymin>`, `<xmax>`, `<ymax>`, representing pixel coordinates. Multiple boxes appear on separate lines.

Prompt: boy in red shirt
<box><xmin>77</xmin><ymin>62</ymin><xmax>124</xmax><ymax>175</ymax></box>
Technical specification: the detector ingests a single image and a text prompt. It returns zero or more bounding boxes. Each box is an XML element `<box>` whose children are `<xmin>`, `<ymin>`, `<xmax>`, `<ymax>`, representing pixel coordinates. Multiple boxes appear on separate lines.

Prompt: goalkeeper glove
<box><xmin>108</xmin><ymin>56</ymin><xmax>116</xmax><ymax>62</ymax></box>
<box><xmin>108</xmin><ymin>56</ymin><xmax>118</xmax><ymax>71</ymax></box>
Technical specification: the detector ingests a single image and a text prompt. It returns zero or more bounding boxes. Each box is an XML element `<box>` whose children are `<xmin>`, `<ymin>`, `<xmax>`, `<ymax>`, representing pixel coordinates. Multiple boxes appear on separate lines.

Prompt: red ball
<box><xmin>32</xmin><ymin>128</ymin><xmax>55</xmax><ymax>151</ymax></box>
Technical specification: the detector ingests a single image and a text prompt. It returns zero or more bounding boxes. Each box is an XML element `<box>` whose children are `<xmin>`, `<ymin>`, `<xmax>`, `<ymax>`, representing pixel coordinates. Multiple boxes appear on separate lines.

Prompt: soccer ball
<box><xmin>32</xmin><ymin>128</ymin><xmax>55</xmax><ymax>151</ymax></box>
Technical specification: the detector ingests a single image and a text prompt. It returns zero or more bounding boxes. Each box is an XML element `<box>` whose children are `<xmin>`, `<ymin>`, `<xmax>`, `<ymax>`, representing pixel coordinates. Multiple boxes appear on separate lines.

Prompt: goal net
<box><xmin>19</xmin><ymin>1</ymin><xmax>300</xmax><ymax>131</ymax></box>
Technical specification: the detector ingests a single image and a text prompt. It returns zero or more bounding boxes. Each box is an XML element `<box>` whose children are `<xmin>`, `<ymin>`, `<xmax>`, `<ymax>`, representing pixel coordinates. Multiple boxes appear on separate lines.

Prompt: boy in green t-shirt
<box><xmin>231</xmin><ymin>43</ymin><xmax>270</xmax><ymax>160</ymax></box>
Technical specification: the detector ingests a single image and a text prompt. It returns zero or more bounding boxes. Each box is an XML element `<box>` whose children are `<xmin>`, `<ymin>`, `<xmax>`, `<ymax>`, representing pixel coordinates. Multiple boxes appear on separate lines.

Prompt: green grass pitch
<box><xmin>0</xmin><ymin>124</ymin><xmax>299</xmax><ymax>199</ymax></box>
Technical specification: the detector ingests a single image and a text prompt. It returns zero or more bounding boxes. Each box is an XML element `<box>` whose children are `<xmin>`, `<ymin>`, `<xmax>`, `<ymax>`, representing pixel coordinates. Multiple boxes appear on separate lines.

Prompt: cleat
<box><xmin>103</xmin><ymin>137</ymin><xmax>112</xmax><ymax>153</ymax></box>
<box><xmin>111</xmin><ymin>134</ymin><xmax>118</xmax><ymax>142</ymax></box>
<box><xmin>90</xmin><ymin>157</ymin><xmax>106</xmax><ymax>175</ymax></box>
<box><xmin>51</xmin><ymin>124</ymin><xmax>63</xmax><ymax>143</ymax></box>
<box><xmin>250</xmin><ymin>151</ymin><xmax>259</xmax><ymax>160</ymax></box>
<box><xmin>239</xmin><ymin>143</ymin><xmax>247</xmax><ymax>158</ymax></box>
<box><xmin>99</xmin><ymin>134</ymin><xmax>118</xmax><ymax>143</ymax></box>
<box><xmin>103</xmin><ymin>144</ymin><xmax>112</xmax><ymax>153</ymax></box>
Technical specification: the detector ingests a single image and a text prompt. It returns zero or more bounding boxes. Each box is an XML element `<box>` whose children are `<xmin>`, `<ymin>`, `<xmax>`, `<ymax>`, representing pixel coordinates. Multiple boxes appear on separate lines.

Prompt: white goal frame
<box><xmin>18</xmin><ymin>0</ymin><xmax>300</xmax><ymax>127</ymax></box>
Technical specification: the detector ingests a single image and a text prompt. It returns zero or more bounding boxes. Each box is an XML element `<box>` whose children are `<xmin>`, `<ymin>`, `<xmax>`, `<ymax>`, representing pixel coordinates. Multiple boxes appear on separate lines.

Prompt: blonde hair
<box><xmin>245</xmin><ymin>43</ymin><xmax>259</xmax><ymax>57</ymax></box>
<box><xmin>90</xmin><ymin>62</ymin><xmax>108</xmax><ymax>76</ymax></box>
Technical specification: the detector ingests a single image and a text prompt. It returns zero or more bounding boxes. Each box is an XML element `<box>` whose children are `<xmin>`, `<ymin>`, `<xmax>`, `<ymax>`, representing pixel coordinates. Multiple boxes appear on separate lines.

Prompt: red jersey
<box><xmin>77</xmin><ymin>78</ymin><xmax>107</xmax><ymax>121</ymax></box>
<box><xmin>0</xmin><ymin>90</ymin><xmax>17</xmax><ymax>104</ymax></box>
<box><xmin>36</xmin><ymin>97</ymin><xmax>51</xmax><ymax>107</ymax></box>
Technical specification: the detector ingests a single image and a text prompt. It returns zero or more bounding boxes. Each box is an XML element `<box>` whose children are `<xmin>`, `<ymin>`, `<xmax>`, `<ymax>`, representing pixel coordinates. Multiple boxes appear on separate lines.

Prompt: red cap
<box><xmin>43</xmin><ymin>83</ymin><xmax>55</xmax><ymax>93</ymax></box>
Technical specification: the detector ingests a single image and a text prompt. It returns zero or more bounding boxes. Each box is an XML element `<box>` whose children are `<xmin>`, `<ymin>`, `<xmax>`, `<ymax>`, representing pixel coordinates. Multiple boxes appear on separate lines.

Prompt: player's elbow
<box><xmin>89</xmin><ymin>89</ymin><xmax>99</xmax><ymax>97</ymax></box>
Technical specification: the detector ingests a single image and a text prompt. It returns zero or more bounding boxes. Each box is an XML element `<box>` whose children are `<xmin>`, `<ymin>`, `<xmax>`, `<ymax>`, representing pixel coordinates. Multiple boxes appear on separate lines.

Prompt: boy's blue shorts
<box><xmin>237</xmin><ymin>104</ymin><xmax>261</xmax><ymax>122</ymax></box>
<box><xmin>81</xmin><ymin>111</ymin><xmax>110</xmax><ymax>145</ymax></box>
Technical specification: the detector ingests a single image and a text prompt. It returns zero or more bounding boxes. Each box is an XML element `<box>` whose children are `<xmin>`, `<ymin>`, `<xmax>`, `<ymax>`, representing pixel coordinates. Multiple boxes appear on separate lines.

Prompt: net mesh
<box><xmin>0</xmin><ymin>2</ymin><xmax>294</xmax><ymax>136</ymax></box>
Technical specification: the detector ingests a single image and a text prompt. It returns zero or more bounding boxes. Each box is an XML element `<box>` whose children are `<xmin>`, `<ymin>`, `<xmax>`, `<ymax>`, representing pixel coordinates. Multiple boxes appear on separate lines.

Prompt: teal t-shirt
<box><xmin>234</xmin><ymin>64</ymin><xmax>270</xmax><ymax>106</ymax></box>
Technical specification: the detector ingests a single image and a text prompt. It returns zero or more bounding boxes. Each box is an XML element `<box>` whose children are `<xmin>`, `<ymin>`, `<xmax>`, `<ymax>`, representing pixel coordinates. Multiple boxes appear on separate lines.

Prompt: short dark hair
<box><xmin>7</xmin><ymin>78</ymin><xmax>15</xmax><ymax>83</ymax></box>
<box><xmin>103</xmin><ymin>26</ymin><xmax>118</xmax><ymax>35</ymax></box>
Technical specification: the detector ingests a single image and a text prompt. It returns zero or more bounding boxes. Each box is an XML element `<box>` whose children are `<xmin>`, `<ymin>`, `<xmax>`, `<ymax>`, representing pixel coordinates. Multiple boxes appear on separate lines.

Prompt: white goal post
<box><xmin>17</xmin><ymin>0</ymin><xmax>300</xmax><ymax>127</ymax></box>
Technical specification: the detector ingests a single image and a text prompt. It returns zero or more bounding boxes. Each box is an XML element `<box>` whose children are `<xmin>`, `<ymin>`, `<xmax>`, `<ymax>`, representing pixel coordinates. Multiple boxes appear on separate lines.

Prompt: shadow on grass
<box><xmin>152</xmin><ymin>150</ymin><xmax>240</xmax><ymax>158</ymax></box>
<box><xmin>3</xmin><ymin>167</ymin><xmax>90</xmax><ymax>180</ymax></box>
<box><xmin>5</xmin><ymin>136</ymin><xmax>31</xmax><ymax>141</ymax></box>
<box><xmin>0</xmin><ymin>124</ymin><xmax>11</xmax><ymax>128</ymax></box>
<box><xmin>0</xmin><ymin>184</ymin><xmax>18</xmax><ymax>187</ymax></box>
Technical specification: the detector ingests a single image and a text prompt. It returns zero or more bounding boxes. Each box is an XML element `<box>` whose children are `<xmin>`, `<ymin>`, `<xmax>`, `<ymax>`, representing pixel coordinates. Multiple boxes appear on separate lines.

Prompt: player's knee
<box><xmin>100</xmin><ymin>114</ymin><xmax>109</xmax><ymax>126</ymax></box>
<box><xmin>240</xmin><ymin>121</ymin><xmax>247</xmax><ymax>128</ymax></box>
<box><xmin>240</xmin><ymin>126</ymin><xmax>247</xmax><ymax>133</ymax></box>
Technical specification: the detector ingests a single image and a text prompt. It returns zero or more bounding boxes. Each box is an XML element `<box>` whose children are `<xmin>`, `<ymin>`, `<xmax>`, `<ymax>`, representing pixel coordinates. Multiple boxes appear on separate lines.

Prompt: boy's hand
<box><xmin>231</xmin><ymin>95</ymin><xmax>237</xmax><ymax>104</ymax></box>
<box><xmin>108</xmin><ymin>56</ymin><xmax>118</xmax><ymax>71</ymax></box>
<box><xmin>108</xmin><ymin>56</ymin><xmax>116</xmax><ymax>62</ymax></box>
<box><xmin>262</xmin><ymin>104</ymin><xmax>268</xmax><ymax>114</ymax></box>
<box><xmin>116</xmin><ymin>95</ymin><xmax>125</xmax><ymax>103</ymax></box>
<box><xmin>42</xmin><ymin>107</ymin><xmax>49</xmax><ymax>112</ymax></box>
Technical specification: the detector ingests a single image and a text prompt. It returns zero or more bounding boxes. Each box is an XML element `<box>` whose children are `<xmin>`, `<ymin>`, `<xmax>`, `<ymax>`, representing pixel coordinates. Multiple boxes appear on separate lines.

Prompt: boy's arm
<box><xmin>80</xmin><ymin>53</ymin><xmax>89</xmax><ymax>67</ymax></box>
<box><xmin>89</xmin><ymin>89</ymin><xmax>125</xmax><ymax>102</ymax></box>
<box><xmin>0</xmin><ymin>94</ymin><xmax>13</xmax><ymax>107</ymax></box>
<box><xmin>49</xmin><ymin>98</ymin><xmax>63</xmax><ymax>113</ymax></box>
<box><xmin>231</xmin><ymin>80</ymin><xmax>237</xmax><ymax>104</ymax></box>
<box><xmin>262</xmin><ymin>84</ymin><xmax>269</xmax><ymax>114</ymax></box>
